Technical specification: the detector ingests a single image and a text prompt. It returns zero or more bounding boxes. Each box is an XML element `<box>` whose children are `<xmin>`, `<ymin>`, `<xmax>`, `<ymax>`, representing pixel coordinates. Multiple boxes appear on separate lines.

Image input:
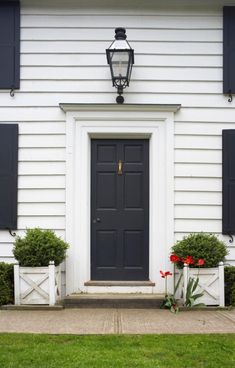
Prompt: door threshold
<box><xmin>84</xmin><ymin>280</ymin><xmax>155</xmax><ymax>287</ymax></box>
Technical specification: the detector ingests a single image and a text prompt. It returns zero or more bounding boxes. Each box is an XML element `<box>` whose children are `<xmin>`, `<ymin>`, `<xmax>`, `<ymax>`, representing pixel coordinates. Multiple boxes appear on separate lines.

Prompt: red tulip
<box><xmin>182</xmin><ymin>255</ymin><xmax>194</xmax><ymax>265</ymax></box>
<box><xmin>160</xmin><ymin>270</ymin><xmax>172</xmax><ymax>278</ymax></box>
<box><xmin>170</xmin><ymin>254</ymin><xmax>180</xmax><ymax>263</ymax></box>
<box><xmin>197</xmin><ymin>258</ymin><xmax>205</xmax><ymax>266</ymax></box>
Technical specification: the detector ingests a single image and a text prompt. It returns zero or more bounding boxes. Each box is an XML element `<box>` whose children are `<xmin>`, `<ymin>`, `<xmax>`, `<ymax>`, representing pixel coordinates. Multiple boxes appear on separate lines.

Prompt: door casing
<box><xmin>62</xmin><ymin>104</ymin><xmax>179</xmax><ymax>294</ymax></box>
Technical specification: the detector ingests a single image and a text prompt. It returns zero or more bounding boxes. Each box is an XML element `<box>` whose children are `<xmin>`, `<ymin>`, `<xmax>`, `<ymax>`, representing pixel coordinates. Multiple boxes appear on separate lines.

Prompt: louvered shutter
<box><xmin>0</xmin><ymin>1</ymin><xmax>20</xmax><ymax>89</ymax></box>
<box><xmin>0</xmin><ymin>124</ymin><xmax>18</xmax><ymax>230</ymax></box>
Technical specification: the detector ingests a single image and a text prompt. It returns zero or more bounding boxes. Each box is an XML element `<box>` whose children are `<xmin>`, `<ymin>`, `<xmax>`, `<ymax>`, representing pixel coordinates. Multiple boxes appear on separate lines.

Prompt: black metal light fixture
<box><xmin>106</xmin><ymin>27</ymin><xmax>134</xmax><ymax>104</ymax></box>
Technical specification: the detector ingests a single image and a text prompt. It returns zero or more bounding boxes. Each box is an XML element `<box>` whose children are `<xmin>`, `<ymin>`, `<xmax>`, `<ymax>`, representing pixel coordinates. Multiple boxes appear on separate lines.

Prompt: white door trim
<box><xmin>61</xmin><ymin>104</ymin><xmax>180</xmax><ymax>294</ymax></box>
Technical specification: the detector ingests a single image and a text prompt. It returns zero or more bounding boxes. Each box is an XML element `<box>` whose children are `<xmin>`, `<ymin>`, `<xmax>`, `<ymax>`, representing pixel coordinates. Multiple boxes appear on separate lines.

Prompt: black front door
<box><xmin>91</xmin><ymin>139</ymin><xmax>149</xmax><ymax>281</ymax></box>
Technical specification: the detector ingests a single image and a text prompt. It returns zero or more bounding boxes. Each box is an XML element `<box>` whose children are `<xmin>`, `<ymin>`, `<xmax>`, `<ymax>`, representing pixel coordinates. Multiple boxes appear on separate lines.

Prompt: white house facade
<box><xmin>1</xmin><ymin>0</ymin><xmax>235</xmax><ymax>295</ymax></box>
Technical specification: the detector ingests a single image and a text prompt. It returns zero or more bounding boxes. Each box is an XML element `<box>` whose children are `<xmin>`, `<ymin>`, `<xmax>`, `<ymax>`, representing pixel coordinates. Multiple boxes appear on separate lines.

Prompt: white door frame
<box><xmin>60</xmin><ymin>104</ymin><xmax>180</xmax><ymax>294</ymax></box>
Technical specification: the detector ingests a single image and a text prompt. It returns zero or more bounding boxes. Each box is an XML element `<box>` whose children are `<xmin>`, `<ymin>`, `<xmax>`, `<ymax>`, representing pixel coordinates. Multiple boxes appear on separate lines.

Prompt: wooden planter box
<box><xmin>14</xmin><ymin>261</ymin><xmax>61</xmax><ymax>306</ymax></box>
<box><xmin>174</xmin><ymin>262</ymin><xmax>225</xmax><ymax>307</ymax></box>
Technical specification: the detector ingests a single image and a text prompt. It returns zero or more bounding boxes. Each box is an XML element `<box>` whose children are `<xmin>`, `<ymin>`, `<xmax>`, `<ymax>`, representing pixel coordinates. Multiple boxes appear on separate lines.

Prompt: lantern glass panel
<box><xmin>111</xmin><ymin>51</ymin><xmax>130</xmax><ymax>79</ymax></box>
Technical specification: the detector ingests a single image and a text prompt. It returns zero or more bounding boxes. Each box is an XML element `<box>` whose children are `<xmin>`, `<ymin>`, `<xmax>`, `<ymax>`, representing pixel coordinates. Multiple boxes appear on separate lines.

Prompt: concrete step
<box><xmin>63</xmin><ymin>293</ymin><xmax>165</xmax><ymax>309</ymax></box>
<box><xmin>1</xmin><ymin>304</ymin><xmax>63</xmax><ymax>311</ymax></box>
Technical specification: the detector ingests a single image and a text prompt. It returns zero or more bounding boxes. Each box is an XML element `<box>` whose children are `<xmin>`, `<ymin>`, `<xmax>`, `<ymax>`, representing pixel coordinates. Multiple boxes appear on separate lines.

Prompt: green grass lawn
<box><xmin>0</xmin><ymin>333</ymin><xmax>234</xmax><ymax>368</ymax></box>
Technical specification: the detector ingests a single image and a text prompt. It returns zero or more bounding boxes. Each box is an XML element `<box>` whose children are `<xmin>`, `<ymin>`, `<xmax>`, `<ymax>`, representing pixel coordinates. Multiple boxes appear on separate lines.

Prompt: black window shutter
<box><xmin>0</xmin><ymin>1</ymin><xmax>20</xmax><ymax>89</ymax></box>
<box><xmin>223</xmin><ymin>7</ymin><xmax>235</xmax><ymax>94</ymax></box>
<box><xmin>222</xmin><ymin>130</ymin><xmax>235</xmax><ymax>234</ymax></box>
<box><xmin>0</xmin><ymin>124</ymin><xmax>18</xmax><ymax>230</ymax></box>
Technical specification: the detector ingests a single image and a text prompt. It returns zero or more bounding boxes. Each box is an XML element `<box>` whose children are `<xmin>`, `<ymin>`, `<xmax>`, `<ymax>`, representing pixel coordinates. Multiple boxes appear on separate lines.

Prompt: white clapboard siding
<box><xmin>21</xmin><ymin>41</ymin><xmax>222</xmax><ymax>55</ymax></box>
<box><xmin>175</xmin><ymin>122</ymin><xmax>235</xmax><ymax>135</ymax></box>
<box><xmin>0</xmin><ymin>108</ymin><xmax>65</xmax><ymax>121</ymax></box>
<box><xmin>175</xmin><ymin>205</ymin><xmax>221</xmax><ymax>219</ymax></box>
<box><xmin>1</xmin><ymin>93</ymin><xmax>234</xmax><ymax>109</ymax></box>
<box><xmin>19</xmin><ymin>122</ymin><xmax>66</xmax><ymax>134</ymax></box>
<box><xmin>18</xmin><ymin>189</ymin><xmax>65</xmax><ymax>203</ymax></box>
<box><xmin>21</xmin><ymin>28</ymin><xmax>221</xmax><ymax>42</ymax></box>
<box><xmin>175</xmin><ymin>178</ymin><xmax>221</xmax><ymax>192</ymax></box>
<box><xmin>2</xmin><ymin>93</ymin><xmax>234</xmax><ymax>109</ymax></box>
<box><xmin>1</xmin><ymin>1</ymin><xmax>235</xmax><ymax>268</ymax></box>
<box><xmin>18</xmin><ymin>203</ymin><xmax>65</xmax><ymax>216</ymax></box>
<box><xmin>20</xmin><ymin>2</ymin><xmax>223</xmax><ymax>16</ymax></box>
<box><xmin>175</xmin><ymin>219</ymin><xmax>221</xmax><ymax>233</ymax></box>
<box><xmin>20</xmin><ymin>66</ymin><xmax>221</xmax><ymax>81</ymax></box>
<box><xmin>19</xmin><ymin>135</ymin><xmax>65</xmax><ymax>148</ymax></box>
<box><xmin>175</xmin><ymin>135</ymin><xmax>222</xmax><ymax>149</ymax></box>
<box><xmin>175</xmin><ymin>149</ymin><xmax>221</xmax><ymax>164</ymax></box>
<box><xmin>19</xmin><ymin>81</ymin><xmax>222</xmax><ymax>94</ymax></box>
<box><xmin>175</xmin><ymin>108</ymin><xmax>235</xmax><ymax>123</ymax></box>
<box><xmin>175</xmin><ymin>163</ymin><xmax>221</xmax><ymax>178</ymax></box>
<box><xmin>0</xmin><ymin>243</ymin><xmax>14</xmax><ymax>257</ymax></box>
<box><xmin>0</xmin><ymin>230</ymin><xmax>65</xmax><ymax>243</ymax></box>
<box><xmin>19</xmin><ymin>148</ymin><xmax>65</xmax><ymax>161</ymax></box>
<box><xmin>175</xmin><ymin>191</ymin><xmax>222</xmax><ymax>205</ymax></box>
<box><xmin>18</xmin><ymin>217</ymin><xmax>65</xmax><ymax>229</ymax></box>
<box><xmin>21</xmin><ymin>54</ymin><xmax>222</xmax><ymax>68</ymax></box>
<box><xmin>19</xmin><ymin>162</ymin><xmax>65</xmax><ymax>175</ymax></box>
<box><xmin>21</xmin><ymin>14</ymin><xmax>222</xmax><ymax>29</ymax></box>
<box><xmin>18</xmin><ymin>176</ymin><xmax>65</xmax><ymax>189</ymax></box>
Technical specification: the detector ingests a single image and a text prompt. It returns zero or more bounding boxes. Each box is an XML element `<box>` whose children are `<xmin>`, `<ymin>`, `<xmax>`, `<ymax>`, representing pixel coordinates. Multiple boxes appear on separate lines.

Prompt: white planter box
<box><xmin>174</xmin><ymin>262</ymin><xmax>225</xmax><ymax>307</ymax></box>
<box><xmin>14</xmin><ymin>261</ymin><xmax>61</xmax><ymax>306</ymax></box>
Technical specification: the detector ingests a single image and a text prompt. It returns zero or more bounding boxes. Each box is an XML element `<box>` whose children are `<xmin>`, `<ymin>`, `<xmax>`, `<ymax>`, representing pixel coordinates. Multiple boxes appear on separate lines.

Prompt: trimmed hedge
<box><xmin>171</xmin><ymin>233</ymin><xmax>228</xmax><ymax>268</ymax></box>
<box><xmin>13</xmin><ymin>228</ymin><xmax>69</xmax><ymax>267</ymax></box>
<box><xmin>224</xmin><ymin>266</ymin><xmax>235</xmax><ymax>306</ymax></box>
<box><xmin>0</xmin><ymin>262</ymin><xmax>14</xmax><ymax>306</ymax></box>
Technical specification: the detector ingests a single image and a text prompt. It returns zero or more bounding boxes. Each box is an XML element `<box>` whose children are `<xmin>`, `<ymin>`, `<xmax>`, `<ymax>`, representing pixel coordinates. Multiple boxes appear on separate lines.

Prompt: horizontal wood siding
<box><xmin>1</xmin><ymin>0</ymin><xmax>234</xmax><ymax>273</ymax></box>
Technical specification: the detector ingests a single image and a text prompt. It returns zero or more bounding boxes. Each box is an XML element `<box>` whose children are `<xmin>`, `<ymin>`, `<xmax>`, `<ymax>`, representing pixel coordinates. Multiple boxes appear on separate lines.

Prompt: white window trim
<box><xmin>61</xmin><ymin>104</ymin><xmax>180</xmax><ymax>294</ymax></box>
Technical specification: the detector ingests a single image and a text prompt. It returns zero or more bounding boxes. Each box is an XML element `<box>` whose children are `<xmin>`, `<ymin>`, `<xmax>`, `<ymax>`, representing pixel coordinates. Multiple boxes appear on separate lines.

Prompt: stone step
<box><xmin>63</xmin><ymin>293</ymin><xmax>165</xmax><ymax>309</ymax></box>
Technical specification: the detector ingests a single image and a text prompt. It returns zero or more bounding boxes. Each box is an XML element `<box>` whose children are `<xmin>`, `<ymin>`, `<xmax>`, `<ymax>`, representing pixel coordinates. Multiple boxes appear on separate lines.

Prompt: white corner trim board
<box><xmin>61</xmin><ymin>103</ymin><xmax>180</xmax><ymax>294</ymax></box>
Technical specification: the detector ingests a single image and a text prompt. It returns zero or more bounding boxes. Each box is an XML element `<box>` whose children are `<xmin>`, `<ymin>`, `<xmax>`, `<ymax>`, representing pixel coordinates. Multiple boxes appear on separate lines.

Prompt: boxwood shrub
<box><xmin>171</xmin><ymin>233</ymin><xmax>228</xmax><ymax>268</ymax></box>
<box><xmin>224</xmin><ymin>266</ymin><xmax>235</xmax><ymax>306</ymax></box>
<box><xmin>13</xmin><ymin>228</ymin><xmax>69</xmax><ymax>267</ymax></box>
<box><xmin>0</xmin><ymin>262</ymin><xmax>14</xmax><ymax>306</ymax></box>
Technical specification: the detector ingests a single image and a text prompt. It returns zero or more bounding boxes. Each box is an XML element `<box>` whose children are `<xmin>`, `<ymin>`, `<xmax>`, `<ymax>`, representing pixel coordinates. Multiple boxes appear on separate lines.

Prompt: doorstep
<box><xmin>63</xmin><ymin>293</ymin><xmax>164</xmax><ymax>309</ymax></box>
<box><xmin>84</xmin><ymin>280</ymin><xmax>155</xmax><ymax>286</ymax></box>
<box><xmin>0</xmin><ymin>304</ymin><xmax>64</xmax><ymax>311</ymax></box>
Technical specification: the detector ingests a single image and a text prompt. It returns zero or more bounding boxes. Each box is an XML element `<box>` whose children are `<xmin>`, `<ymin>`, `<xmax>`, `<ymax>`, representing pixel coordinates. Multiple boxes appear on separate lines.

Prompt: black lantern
<box><xmin>106</xmin><ymin>27</ymin><xmax>134</xmax><ymax>104</ymax></box>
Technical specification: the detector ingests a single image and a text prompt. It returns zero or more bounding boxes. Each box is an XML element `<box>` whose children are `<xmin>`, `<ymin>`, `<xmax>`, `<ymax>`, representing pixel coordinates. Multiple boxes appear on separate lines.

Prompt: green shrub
<box><xmin>13</xmin><ymin>228</ymin><xmax>69</xmax><ymax>267</ymax></box>
<box><xmin>231</xmin><ymin>284</ymin><xmax>235</xmax><ymax>306</ymax></box>
<box><xmin>171</xmin><ymin>233</ymin><xmax>228</xmax><ymax>268</ymax></box>
<box><xmin>0</xmin><ymin>262</ymin><xmax>14</xmax><ymax>306</ymax></box>
<box><xmin>224</xmin><ymin>266</ymin><xmax>235</xmax><ymax>306</ymax></box>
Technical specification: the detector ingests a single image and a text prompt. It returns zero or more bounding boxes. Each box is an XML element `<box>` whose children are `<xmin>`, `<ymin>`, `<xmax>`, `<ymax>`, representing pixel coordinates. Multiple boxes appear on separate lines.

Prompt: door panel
<box><xmin>97</xmin><ymin>172</ymin><xmax>117</xmax><ymax>209</ymax></box>
<box><xmin>91</xmin><ymin>139</ymin><xmax>149</xmax><ymax>280</ymax></box>
<box><xmin>124</xmin><ymin>173</ymin><xmax>143</xmax><ymax>208</ymax></box>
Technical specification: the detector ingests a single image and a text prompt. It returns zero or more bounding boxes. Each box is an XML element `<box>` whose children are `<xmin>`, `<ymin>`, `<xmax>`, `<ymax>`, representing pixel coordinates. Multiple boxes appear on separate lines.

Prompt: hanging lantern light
<box><xmin>106</xmin><ymin>27</ymin><xmax>134</xmax><ymax>104</ymax></box>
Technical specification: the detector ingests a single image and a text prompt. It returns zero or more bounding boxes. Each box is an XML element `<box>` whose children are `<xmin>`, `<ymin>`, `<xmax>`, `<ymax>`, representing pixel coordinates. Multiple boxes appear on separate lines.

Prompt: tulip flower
<box><xmin>197</xmin><ymin>258</ymin><xmax>205</xmax><ymax>266</ymax></box>
<box><xmin>170</xmin><ymin>254</ymin><xmax>180</xmax><ymax>263</ymax></box>
<box><xmin>182</xmin><ymin>255</ymin><xmax>194</xmax><ymax>265</ymax></box>
<box><xmin>160</xmin><ymin>270</ymin><xmax>172</xmax><ymax>278</ymax></box>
